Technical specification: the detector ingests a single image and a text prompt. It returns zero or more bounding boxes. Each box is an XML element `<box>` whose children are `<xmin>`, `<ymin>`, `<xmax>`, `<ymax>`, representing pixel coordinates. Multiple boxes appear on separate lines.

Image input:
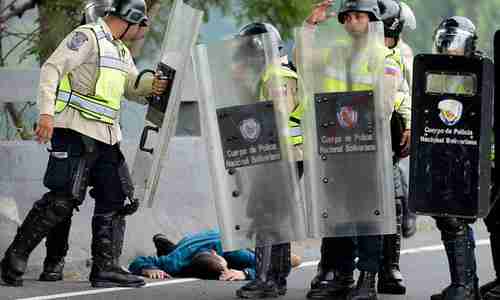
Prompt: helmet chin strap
<box><xmin>119</xmin><ymin>22</ymin><xmax>132</xmax><ymax>40</ymax></box>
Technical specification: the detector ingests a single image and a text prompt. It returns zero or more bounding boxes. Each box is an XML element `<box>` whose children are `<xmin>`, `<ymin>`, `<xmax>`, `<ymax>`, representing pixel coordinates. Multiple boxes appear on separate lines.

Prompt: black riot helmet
<box><xmin>433</xmin><ymin>16</ymin><xmax>477</xmax><ymax>56</ymax></box>
<box><xmin>84</xmin><ymin>0</ymin><xmax>114</xmax><ymax>23</ymax></box>
<box><xmin>238</xmin><ymin>22</ymin><xmax>285</xmax><ymax>57</ymax></box>
<box><xmin>338</xmin><ymin>0</ymin><xmax>381</xmax><ymax>24</ymax></box>
<box><xmin>110</xmin><ymin>0</ymin><xmax>149</xmax><ymax>26</ymax></box>
<box><xmin>378</xmin><ymin>0</ymin><xmax>403</xmax><ymax>39</ymax></box>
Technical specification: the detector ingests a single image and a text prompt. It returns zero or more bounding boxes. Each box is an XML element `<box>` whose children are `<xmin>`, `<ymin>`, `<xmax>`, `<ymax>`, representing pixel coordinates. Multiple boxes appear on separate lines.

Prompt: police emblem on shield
<box><xmin>337</xmin><ymin>106</ymin><xmax>358</xmax><ymax>129</ymax></box>
<box><xmin>438</xmin><ymin>99</ymin><xmax>463</xmax><ymax>126</ymax></box>
<box><xmin>239</xmin><ymin>118</ymin><xmax>261</xmax><ymax>143</ymax></box>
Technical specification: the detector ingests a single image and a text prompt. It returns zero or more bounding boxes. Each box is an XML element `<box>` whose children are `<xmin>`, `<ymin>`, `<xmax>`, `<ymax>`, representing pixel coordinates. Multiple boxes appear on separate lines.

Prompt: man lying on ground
<box><xmin>128</xmin><ymin>229</ymin><xmax>302</xmax><ymax>281</ymax></box>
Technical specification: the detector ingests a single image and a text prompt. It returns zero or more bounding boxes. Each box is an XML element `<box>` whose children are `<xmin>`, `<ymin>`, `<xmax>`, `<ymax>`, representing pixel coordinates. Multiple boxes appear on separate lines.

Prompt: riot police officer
<box><xmin>1</xmin><ymin>0</ymin><xmax>170</xmax><ymax>288</ymax></box>
<box><xmin>303</xmin><ymin>0</ymin><xmax>407</xmax><ymax>299</ymax></box>
<box><xmin>234</xmin><ymin>22</ymin><xmax>304</xmax><ymax>299</ymax></box>
<box><xmin>378</xmin><ymin>0</ymin><xmax>415</xmax><ymax>296</ymax></box>
<box><xmin>428</xmin><ymin>16</ymin><xmax>482</xmax><ymax>300</ymax></box>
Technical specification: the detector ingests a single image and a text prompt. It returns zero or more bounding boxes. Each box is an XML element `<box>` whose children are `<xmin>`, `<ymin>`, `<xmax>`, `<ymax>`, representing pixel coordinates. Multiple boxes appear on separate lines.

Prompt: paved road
<box><xmin>0</xmin><ymin>218</ymin><xmax>496</xmax><ymax>300</ymax></box>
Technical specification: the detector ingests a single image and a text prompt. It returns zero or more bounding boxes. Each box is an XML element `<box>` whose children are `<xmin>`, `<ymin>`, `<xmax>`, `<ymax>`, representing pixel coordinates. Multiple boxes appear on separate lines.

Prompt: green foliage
<box><xmin>234</xmin><ymin>0</ymin><xmax>313</xmax><ymax>40</ymax></box>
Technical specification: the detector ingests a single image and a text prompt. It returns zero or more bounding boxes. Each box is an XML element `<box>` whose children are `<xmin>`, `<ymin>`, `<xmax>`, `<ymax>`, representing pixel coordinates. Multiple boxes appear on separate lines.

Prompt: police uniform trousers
<box><xmin>1</xmin><ymin>128</ymin><xmax>142</xmax><ymax>287</ymax></box>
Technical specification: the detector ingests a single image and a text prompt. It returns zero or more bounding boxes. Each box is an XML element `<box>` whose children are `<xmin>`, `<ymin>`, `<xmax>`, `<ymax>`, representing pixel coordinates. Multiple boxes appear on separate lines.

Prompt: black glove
<box><xmin>119</xmin><ymin>197</ymin><xmax>140</xmax><ymax>216</ymax></box>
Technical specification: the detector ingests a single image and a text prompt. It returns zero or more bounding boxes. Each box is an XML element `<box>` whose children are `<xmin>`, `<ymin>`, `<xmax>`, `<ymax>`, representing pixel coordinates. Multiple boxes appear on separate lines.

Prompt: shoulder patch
<box><xmin>67</xmin><ymin>32</ymin><xmax>89</xmax><ymax>51</ymax></box>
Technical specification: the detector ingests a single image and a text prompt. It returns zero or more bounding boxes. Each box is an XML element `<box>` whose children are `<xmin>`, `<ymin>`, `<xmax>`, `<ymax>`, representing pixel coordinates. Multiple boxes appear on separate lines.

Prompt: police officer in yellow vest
<box><xmin>428</xmin><ymin>16</ymin><xmax>482</xmax><ymax>300</ymax></box>
<box><xmin>234</xmin><ymin>22</ymin><xmax>304</xmax><ymax>299</ymax></box>
<box><xmin>1</xmin><ymin>0</ymin><xmax>170</xmax><ymax>288</ymax></box>
<box><xmin>377</xmin><ymin>0</ymin><xmax>416</xmax><ymax>296</ymax></box>
<box><xmin>303</xmin><ymin>0</ymin><xmax>408</xmax><ymax>299</ymax></box>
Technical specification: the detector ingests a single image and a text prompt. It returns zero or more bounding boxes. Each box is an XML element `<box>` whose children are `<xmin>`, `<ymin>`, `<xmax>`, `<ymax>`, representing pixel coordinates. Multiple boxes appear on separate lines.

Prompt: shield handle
<box><xmin>139</xmin><ymin>126</ymin><xmax>159</xmax><ymax>154</ymax></box>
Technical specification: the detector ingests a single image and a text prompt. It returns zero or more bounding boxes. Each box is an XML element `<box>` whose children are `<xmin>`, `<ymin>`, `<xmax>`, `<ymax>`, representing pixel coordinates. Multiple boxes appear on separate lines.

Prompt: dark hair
<box><xmin>185</xmin><ymin>252</ymin><xmax>225</xmax><ymax>280</ymax></box>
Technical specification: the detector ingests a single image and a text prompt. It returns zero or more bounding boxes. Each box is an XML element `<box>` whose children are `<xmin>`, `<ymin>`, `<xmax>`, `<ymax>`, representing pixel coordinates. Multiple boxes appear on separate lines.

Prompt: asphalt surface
<box><xmin>0</xmin><ymin>218</ymin><xmax>496</xmax><ymax>300</ymax></box>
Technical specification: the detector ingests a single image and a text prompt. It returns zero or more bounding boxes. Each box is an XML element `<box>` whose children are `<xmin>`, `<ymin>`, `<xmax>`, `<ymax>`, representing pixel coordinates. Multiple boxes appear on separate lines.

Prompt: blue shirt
<box><xmin>128</xmin><ymin>229</ymin><xmax>256</xmax><ymax>280</ymax></box>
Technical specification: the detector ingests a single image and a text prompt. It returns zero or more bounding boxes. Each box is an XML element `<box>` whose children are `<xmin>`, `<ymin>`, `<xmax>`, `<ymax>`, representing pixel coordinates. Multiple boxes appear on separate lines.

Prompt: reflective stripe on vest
<box><xmin>388</xmin><ymin>47</ymin><xmax>407</xmax><ymax>110</ymax></box>
<box><xmin>321</xmin><ymin>47</ymin><xmax>383</xmax><ymax>92</ymax></box>
<box><xmin>289</xmin><ymin>102</ymin><xmax>304</xmax><ymax>145</ymax></box>
<box><xmin>55</xmin><ymin>23</ymin><xmax>129</xmax><ymax>125</ymax></box>
<box><xmin>57</xmin><ymin>91</ymin><xmax>118</xmax><ymax>120</ymax></box>
<box><xmin>259</xmin><ymin>65</ymin><xmax>304</xmax><ymax>146</ymax></box>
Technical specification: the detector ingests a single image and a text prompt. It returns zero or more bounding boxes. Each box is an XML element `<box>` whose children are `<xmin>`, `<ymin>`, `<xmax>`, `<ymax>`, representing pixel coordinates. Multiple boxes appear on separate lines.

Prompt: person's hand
<box><xmin>35</xmin><ymin>114</ymin><xmax>54</xmax><ymax>144</ymax></box>
<box><xmin>306</xmin><ymin>0</ymin><xmax>336</xmax><ymax>25</ymax></box>
<box><xmin>219</xmin><ymin>269</ymin><xmax>246</xmax><ymax>281</ymax></box>
<box><xmin>152</xmin><ymin>72</ymin><xmax>170</xmax><ymax>96</ymax></box>
<box><xmin>142</xmin><ymin>269</ymin><xmax>171</xmax><ymax>280</ymax></box>
<box><xmin>399</xmin><ymin>129</ymin><xmax>411</xmax><ymax>158</ymax></box>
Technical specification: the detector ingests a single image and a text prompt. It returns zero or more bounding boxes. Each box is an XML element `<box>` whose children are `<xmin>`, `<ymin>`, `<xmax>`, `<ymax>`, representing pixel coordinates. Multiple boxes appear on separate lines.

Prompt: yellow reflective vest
<box><xmin>258</xmin><ymin>64</ymin><xmax>304</xmax><ymax>146</ymax></box>
<box><xmin>55</xmin><ymin>23</ymin><xmax>130</xmax><ymax>125</ymax></box>
<box><xmin>322</xmin><ymin>47</ymin><xmax>378</xmax><ymax>92</ymax></box>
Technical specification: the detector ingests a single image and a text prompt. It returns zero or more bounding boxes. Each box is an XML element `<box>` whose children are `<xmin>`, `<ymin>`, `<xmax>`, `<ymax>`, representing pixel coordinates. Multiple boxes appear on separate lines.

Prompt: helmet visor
<box><xmin>433</xmin><ymin>28</ymin><xmax>474</xmax><ymax>55</ymax></box>
<box><xmin>124</xmin><ymin>8</ymin><xmax>149</xmax><ymax>25</ymax></box>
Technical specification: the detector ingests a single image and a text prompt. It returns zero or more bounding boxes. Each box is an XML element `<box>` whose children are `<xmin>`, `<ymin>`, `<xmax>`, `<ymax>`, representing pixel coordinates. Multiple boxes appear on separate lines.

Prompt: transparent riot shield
<box><xmin>296</xmin><ymin>20</ymin><xmax>396</xmax><ymax>238</ymax></box>
<box><xmin>194</xmin><ymin>33</ymin><xmax>307</xmax><ymax>250</ymax></box>
<box><xmin>131</xmin><ymin>0</ymin><xmax>203</xmax><ymax>207</ymax></box>
<box><xmin>409</xmin><ymin>54</ymin><xmax>494</xmax><ymax>218</ymax></box>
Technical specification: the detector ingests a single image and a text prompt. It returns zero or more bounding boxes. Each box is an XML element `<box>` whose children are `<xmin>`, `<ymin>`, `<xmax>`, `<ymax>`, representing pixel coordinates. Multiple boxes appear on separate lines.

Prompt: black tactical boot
<box><xmin>89</xmin><ymin>214</ymin><xmax>145</xmax><ymax>288</ymax></box>
<box><xmin>307</xmin><ymin>237</ymin><xmax>355</xmax><ymax>299</ymax></box>
<box><xmin>350</xmin><ymin>271</ymin><xmax>378</xmax><ymax>300</ymax></box>
<box><xmin>430</xmin><ymin>229</ymin><xmax>480</xmax><ymax>300</ymax></box>
<box><xmin>483</xmin><ymin>232</ymin><xmax>500</xmax><ymax>299</ymax></box>
<box><xmin>152</xmin><ymin>233</ymin><xmax>176</xmax><ymax>257</ymax></box>
<box><xmin>39</xmin><ymin>215</ymin><xmax>72</xmax><ymax>281</ymax></box>
<box><xmin>307</xmin><ymin>268</ymin><xmax>354</xmax><ymax>299</ymax></box>
<box><xmin>236</xmin><ymin>245</ymin><xmax>281</xmax><ymax>298</ymax></box>
<box><xmin>1</xmin><ymin>194</ymin><xmax>74</xmax><ymax>286</ymax></box>
<box><xmin>378</xmin><ymin>198</ymin><xmax>406</xmax><ymax>294</ymax></box>
<box><xmin>378</xmin><ymin>234</ymin><xmax>405</xmax><ymax>294</ymax></box>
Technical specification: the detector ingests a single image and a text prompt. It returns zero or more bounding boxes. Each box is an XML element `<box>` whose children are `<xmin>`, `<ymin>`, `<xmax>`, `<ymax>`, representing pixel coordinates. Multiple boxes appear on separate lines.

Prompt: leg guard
<box><xmin>378</xmin><ymin>198</ymin><xmax>406</xmax><ymax>294</ymax></box>
<box><xmin>89</xmin><ymin>214</ymin><xmax>145</xmax><ymax>288</ymax></box>
<box><xmin>1</xmin><ymin>193</ymin><xmax>74</xmax><ymax>286</ymax></box>
<box><xmin>39</xmin><ymin>214</ymin><xmax>72</xmax><ymax>281</ymax></box>
<box><xmin>431</xmin><ymin>219</ymin><xmax>479</xmax><ymax>300</ymax></box>
<box><xmin>236</xmin><ymin>245</ymin><xmax>280</xmax><ymax>298</ymax></box>
<box><xmin>271</xmin><ymin>243</ymin><xmax>291</xmax><ymax>295</ymax></box>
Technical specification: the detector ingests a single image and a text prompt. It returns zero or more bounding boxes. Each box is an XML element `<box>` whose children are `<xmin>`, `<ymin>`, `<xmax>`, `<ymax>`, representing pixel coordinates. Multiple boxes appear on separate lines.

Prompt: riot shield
<box><xmin>131</xmin><ymin>0</ymin><xmax>203</xmax><ymax>207</ymax></box>
<box><xmin>194</xmin><ymin>33</ymin><xmax>307</xmax><ymax>250</ymax></box>
<box><xmin>296</xmin><ymin>20</ymin><xmax>396</xmax><ymax>238</ymax></box>
<box><xmin>409</xmin><ymin>54</ymin><xmax>494</xmax><ymax>218</ymax></box>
